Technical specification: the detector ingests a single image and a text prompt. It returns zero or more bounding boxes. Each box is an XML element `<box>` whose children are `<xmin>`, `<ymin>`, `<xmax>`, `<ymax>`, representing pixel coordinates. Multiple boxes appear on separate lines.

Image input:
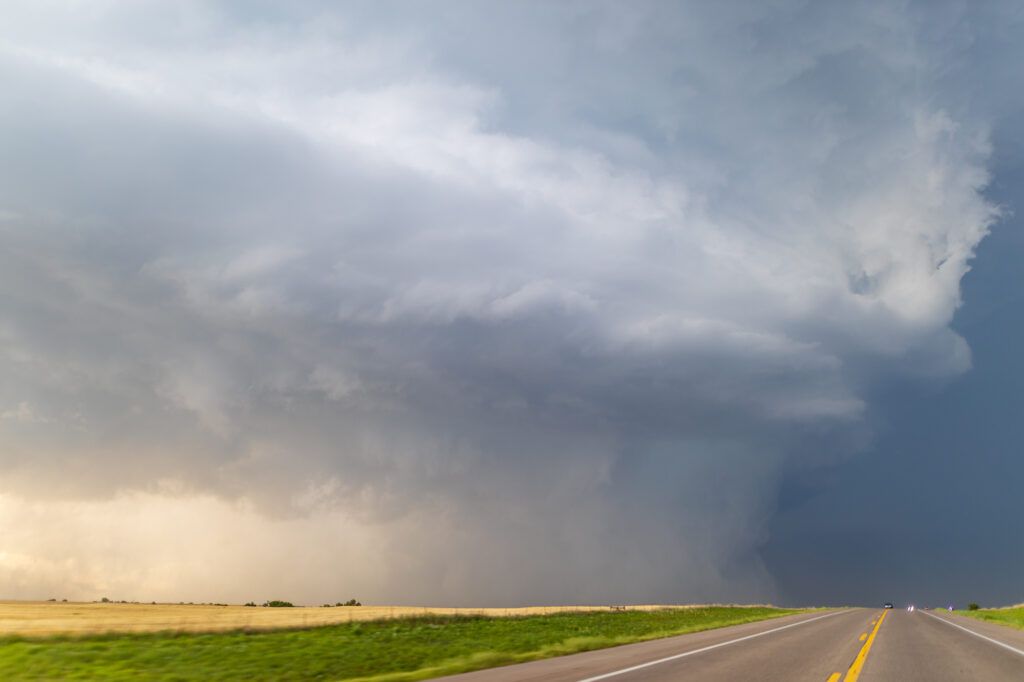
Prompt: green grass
<box><xmin>0</xmin><ymin>606</ymin><xmax>805</xmax><ymax>681</ymax></box>
<box><xmin>958</xmin><ymin>605</ymin><xmax>1024</xmax><ymax>630</ymax></box>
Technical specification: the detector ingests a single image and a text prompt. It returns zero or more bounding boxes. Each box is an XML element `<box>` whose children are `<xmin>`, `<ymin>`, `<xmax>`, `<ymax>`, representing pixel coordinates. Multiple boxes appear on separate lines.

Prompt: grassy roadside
<box><xmin>957</xmin><ymin>605</ymin><xmax>1024</xmax><ymax>630</ymax></box>
<box><xmin>0</xmin><ymin>606</ymin><xmax>806</xmax><ymax>681</ymax></box>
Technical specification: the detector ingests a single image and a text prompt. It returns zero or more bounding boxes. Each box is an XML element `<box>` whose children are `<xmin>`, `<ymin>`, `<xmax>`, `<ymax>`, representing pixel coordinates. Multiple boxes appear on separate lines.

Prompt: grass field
<box><xmin>0</xmin><ymin>605</ymin><xmax>805</xmax><ymax>681</ymax></box>
<box><xmin>0</xmin><ymin>601</ymin><xmax>714</xmax><ymax>636</ymax></box>
<box><xmin>958</xmin><ymin>604</ymin><xmax>1024</xmax><ymax>630</ymax></box>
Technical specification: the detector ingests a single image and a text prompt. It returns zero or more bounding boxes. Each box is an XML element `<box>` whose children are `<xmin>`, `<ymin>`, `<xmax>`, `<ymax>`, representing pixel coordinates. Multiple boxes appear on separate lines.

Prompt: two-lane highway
<box><xmin>862</xmin><ymin>608</ymin><xmax>1024</xmax><ymax>680</ymax></box>
<box><xmin>435</xmin><ymin>607</ymin><xmax>1024</xmax><ymax>681</ymax></box>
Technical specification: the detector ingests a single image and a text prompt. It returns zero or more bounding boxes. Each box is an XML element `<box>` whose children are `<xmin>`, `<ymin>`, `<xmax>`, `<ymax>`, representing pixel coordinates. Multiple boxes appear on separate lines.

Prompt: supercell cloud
<box><xmin>0</xmin><ymin>1</ymin><xmax>1009</xmax><ymax>605</ymax></box>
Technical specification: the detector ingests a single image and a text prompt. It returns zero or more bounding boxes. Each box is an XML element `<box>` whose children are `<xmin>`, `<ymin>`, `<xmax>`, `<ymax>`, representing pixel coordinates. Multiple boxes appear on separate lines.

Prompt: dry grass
<box><xmin>0</xmin><ymin>600</ymin><xmax>723</xmax><ymax>636</ymax></box>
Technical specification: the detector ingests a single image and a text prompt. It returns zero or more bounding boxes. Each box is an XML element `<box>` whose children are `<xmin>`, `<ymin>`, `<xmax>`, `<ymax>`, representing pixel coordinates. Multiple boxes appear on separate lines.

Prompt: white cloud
<box><xmin>307</xmin><ymin>364</ymin><xmax>360</xmax><ymax>401</ymax></box>
<box><xmin>0</xmin><ymin>402</ymin><xmax>46</xmax><ymax>423</ymax></box>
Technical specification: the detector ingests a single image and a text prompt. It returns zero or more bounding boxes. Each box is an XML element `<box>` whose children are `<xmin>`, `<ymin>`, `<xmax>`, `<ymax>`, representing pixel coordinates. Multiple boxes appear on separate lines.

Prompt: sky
<box><xmin>0</xmin><ymin>1</ymin><xmax>1021</xmax><ymax>608</ymax></box>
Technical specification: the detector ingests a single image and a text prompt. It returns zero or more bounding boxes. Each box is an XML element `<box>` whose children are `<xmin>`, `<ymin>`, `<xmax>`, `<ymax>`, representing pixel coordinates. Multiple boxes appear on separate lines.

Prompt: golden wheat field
<box><xmin>0</xmin><ymin>600</ymin><xmax>707</xmax><ymax>636</ymax></box>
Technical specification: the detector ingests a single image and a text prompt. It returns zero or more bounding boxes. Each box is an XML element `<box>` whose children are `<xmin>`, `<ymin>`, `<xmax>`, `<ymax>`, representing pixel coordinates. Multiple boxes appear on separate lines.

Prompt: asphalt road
<box><xmin>434</xmin><ymin>607</ymin><xmax>1024</xmax><ymax>681</ymax></box>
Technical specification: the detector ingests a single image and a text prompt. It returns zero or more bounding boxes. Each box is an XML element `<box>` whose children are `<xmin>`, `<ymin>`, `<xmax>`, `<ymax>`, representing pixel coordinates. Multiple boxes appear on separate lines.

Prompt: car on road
<box><xmin>883</xmin><ymin>602</ymin><xmax>893</xmax><ymax>609</ymax></box>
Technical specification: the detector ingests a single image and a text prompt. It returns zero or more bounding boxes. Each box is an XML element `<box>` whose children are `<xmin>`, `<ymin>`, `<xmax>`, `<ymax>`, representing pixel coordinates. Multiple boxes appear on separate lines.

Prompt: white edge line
<box><xmin>919</xmin><ymin>609</ymin><xmax>1024</xmax><ymax>657</ymax></box>
<box><xmin>574</xmin><ymin>609</ymin><xmax>847</xmax><ymax>682</ymax></box>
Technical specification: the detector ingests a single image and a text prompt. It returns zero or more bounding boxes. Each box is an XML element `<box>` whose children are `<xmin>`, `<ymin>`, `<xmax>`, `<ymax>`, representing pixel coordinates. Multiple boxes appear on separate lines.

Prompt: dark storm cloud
<box><xmin>0</xmin><ymin>1</ymin><xmax>1009</xmax><ymax>605</ymax></box>
<box><xmin>764</xmin><ymin>7</ymin><xmax>1024</xmax><ymax>607</ymax></box>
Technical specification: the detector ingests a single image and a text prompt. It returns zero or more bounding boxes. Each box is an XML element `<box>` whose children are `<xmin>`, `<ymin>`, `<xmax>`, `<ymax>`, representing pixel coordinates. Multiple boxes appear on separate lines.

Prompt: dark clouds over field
<box><xmin>0</xmin><ymin>1</ymin><xmax>1021</xmax><ymax>606</ymax></box>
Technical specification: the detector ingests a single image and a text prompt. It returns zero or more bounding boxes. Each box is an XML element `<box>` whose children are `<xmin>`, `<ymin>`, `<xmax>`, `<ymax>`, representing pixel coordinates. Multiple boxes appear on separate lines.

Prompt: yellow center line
<box><xmin>844</xmin><ymin>610</ymin><xmax>887</xmax><ymax>682</ymax></box>
<box><xmin>859</xmin><ymin>633</ymin><xmax>866</xmax><ymax>641</ymax></box>
<box><xmin>827</xmin><ymin>673</ymin><xmax>841</xmax><ymax>682</ymax></box>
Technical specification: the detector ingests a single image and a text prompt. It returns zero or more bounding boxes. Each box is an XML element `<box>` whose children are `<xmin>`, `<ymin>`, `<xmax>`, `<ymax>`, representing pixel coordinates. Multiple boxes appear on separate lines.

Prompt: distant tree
<box><xmin>342</xmin><ymin>598</ymin><xmax>361</xmax><ymax>606</ymax></box>
<box><xmin>100</xmin><ymin>597</ymin><xmax>110</xmax><ymax>603</ymax></box>
<box><xmin>967</xmin><ymin>603</ymin><xmax>980</xmax><ymax>611</ymax></box>
<box><xmin>263</xmin><ymin>600</ymin><xmax>295</xmax><ymax>607</ymax></box>
<box><xmin>244</xmin><ymin>602</ymin><xmax>257</xmax><ymax>607</ymax></box>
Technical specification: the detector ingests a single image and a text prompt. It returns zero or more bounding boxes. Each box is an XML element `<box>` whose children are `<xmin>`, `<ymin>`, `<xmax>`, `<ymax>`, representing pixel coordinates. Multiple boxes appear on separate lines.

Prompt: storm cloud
<box><xmin>0</xmin><ymin>1</ymin><xmax>1013</xmax><ymax>606</ymax></box>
